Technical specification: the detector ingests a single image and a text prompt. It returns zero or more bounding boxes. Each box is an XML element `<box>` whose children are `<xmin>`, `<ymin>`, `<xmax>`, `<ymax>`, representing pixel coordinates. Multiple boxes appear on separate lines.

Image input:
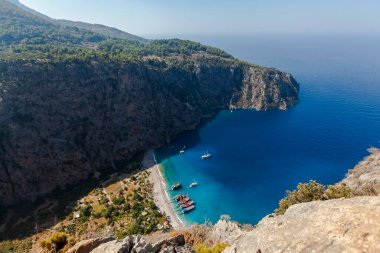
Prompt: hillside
<box><xmin>57</xmin><ymin>20</ymin><xmax>147</xmax><ymax>43</ymax></box>
<box><xmin>3</xmin><ymin>0</ymin><xmax>147</xmax><ymax>43</ymax></box>
<box><xmin>0</xmin><ymin>0</ymin><xmax>299</xmax><ymax>209</ymax></box>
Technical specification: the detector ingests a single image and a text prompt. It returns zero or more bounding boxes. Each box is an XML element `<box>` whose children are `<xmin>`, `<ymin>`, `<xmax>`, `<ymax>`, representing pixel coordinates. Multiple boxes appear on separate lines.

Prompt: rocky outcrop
<box><xmin>66</xmin><ymin>234</ymin><xmax>190</xmax><ymax>253</ymax></box>
<box><xmin>213</xmin><ymin>197</ymin><xmax>380</xmax><ymax>253</ymax></box>
<box><xmin>343</xmin><ymin>148</ymin><xmax>380</xmax><ymax>196</ymax></box>
<box><xmin>66</xmin><ymin>237</ymin><xmax>114</xmax><ymax>253</ymax></box>
<box><xmin>0</xmin><ymin>58</ymin><xmax>298</xmax><ymax>207</ymax></box>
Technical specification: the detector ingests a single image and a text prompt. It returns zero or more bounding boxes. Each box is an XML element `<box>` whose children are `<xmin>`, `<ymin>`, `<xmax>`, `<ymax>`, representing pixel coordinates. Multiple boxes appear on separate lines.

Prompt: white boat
<box><xmin>201</xmin><ymin>151</ymin><xmax>212</xmax><ymax>159</ymax></box>
<box><xmin>189</xmin><ymin>181</ymin><xmax>198</xmax><ymax>188</ymax></box>
<box><xmin>179</xmin><ymin>146</ymin><xmax>186</xmax><ymax>154</ymax></box>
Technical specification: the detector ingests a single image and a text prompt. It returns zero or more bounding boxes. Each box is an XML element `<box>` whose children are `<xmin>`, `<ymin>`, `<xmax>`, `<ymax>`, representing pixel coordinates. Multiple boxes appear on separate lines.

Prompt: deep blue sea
<box><xmin>154</xmin><ymin>35</ymin><xmax>380</xmax><ymax>226</ymax></box>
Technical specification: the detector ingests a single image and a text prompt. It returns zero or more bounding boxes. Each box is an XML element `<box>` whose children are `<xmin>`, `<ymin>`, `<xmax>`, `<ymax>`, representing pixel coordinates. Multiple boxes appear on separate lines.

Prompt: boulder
<box><xmin>67</xmin><ymin>237</ymin><xmax>114</xmax><ymax>253</ymax></box>
<box><xmin>90</xmin><ymin>236</ymin><xmax>133</xmax><ymax>253</ymax></box>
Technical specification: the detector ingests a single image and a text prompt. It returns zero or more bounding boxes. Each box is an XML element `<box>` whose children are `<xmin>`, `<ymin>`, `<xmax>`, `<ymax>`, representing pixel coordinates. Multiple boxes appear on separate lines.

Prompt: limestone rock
<box><xmin>66</xmin><ymin>237</ymin><xmax>114</xmax><ymax>253</ymax></box>
<box><xmin>175</xmin><ymin>245</ymin><xmax>194</xmax><ymax>253</ymax></box>
<box><xmin>221</xmin><ymin>196</ymin><xmax>380</xmax><ymax>253</ymax></box>
<box><xmin>343</xmin><ymin>148</ymin><xmax>380</xmax><ymax>196</ymax></box>
<box><xmin>208</xmin><ymin>220</ymin><xmax>243</xmax><ymax>245</ymax></box>
<box><xmin>90</xmin><ymin>236</ymin><xmax>133</xmax><ymax>253</ymax></box>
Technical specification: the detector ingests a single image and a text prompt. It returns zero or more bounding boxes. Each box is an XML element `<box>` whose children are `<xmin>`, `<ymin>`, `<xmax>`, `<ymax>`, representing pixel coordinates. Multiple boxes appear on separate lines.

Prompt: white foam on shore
<box><xmin>152</xmin><ymin>151</ymin><xmax>186</xmax><ymax>227</ymax></box>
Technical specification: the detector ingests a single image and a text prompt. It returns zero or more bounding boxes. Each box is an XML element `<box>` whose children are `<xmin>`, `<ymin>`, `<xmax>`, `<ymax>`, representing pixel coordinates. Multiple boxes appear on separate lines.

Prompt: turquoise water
<box><xmin>154</xmin><ymin>35</ymin><xmax>380</xmax><ymax>226</ymax></box>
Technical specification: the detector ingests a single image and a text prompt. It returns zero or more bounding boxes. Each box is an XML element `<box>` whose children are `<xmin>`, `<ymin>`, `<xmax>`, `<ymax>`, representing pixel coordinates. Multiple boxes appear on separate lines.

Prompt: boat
<box><xmin>173</xmin><ymin>194</ymin><xmax>184</xmax><ymax>201</ymax></box>
<box><xmin>180</xmin><ymin>200</ymin><xmax>194</xmax><ymax>209</ymax></box>
<box><xmin>189</xmin><ymin>181</ymin><xmax>198</xmax><ymax>188</ymax></box>
<box><xmin>171</xmin><ymin>182</ymin><xmax>181</xmax><ymax>191</ymax></box>
<box><xmin>178</xmin><ymin>197</ymin><xmax>190</xmax><ymax>205</ymax></box>
<box><xmin>182</xmin><ymin>205</ymin><xmax>195</xmax><ymax>213</ymax></box>
<box><xmin>201</xmin><ymin>151</ymin><xmax>212</xmax><ymax>159</ymax></box>
<box><xmin>173</xmin><ymin>194</ymin><xmax>187</xmax><ymax>202</ymax></box>
<box><xmin>179</xmin><ymin>146</ymin><xmax>186</xmax><ymax>154</ymax></box>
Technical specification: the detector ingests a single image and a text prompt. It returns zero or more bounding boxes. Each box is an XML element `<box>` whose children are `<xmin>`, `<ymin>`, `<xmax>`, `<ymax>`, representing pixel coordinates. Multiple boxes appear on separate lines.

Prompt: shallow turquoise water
<box><xmin>155</xmin><ymin>35</ymin><xmax>380</xmax><ymax>225</ymax></box>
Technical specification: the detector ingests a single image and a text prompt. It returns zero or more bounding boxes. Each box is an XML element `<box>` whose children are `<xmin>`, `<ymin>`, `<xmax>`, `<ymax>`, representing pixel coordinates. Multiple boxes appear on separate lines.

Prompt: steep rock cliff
<box><xmin>0</xmin><ymin>57</ymin><xmax>299</xmax><ymax>206</ymax></box>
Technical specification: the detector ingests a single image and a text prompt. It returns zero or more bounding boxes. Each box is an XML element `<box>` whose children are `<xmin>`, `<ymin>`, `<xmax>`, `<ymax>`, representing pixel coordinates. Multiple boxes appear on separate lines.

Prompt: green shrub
<box><xmin>78</xmin><ymin>205</ymin><xmax>92</xmax><ymax>222</ymax></box>
<box><xmin>115</xmin><ymin>230</ymin><xmax>128</xmax><ymax>239</ymax></box>
<box><xmin>112</xmin><ymin>197</ymin><xmax>125</xmax><ymax>205</ymax></box>
<box><xmin>126</xmin><ymin>222</ymin><xmax>143</xmax><ymax>235</ymax></box>
<box><xmin>275</xmin><ymin>181</ymin><xmax>355</xmax><ymax>215</ymax></box>
<box><xmin>275</xmin><ymin>180</ymin><xmax>325</xmax><ymax>215</ymax></box>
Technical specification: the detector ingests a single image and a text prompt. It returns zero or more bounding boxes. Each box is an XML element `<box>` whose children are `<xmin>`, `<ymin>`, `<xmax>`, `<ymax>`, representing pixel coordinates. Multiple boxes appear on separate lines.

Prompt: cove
<box><xmin>155</xmin><ymin>35</ymin><xmax>380</xmax><ymax>225</ymax></box>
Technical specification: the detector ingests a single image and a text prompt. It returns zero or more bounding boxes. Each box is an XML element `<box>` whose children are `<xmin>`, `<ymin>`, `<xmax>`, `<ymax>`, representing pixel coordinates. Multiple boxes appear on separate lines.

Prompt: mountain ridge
<box><xmin>3</xmin><ymin>0</ymin><xmax>148</xmax><ymax>43</ymax></box>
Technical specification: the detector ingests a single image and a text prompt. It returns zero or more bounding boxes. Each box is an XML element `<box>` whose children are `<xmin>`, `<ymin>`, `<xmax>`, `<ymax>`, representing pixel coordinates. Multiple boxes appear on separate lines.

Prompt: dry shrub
<box><xmin>193</xmin><ymin>242</ymin><xmax>228</xmax><ymax>253</ymax></box>
<box><xmin>39</xmin><ymin>232</ymin><xmax>75</xmax><ymax>253</ymax></box>
<box><xmin>171</xmin><ymin>224</ymin><xmax>211</xmax><ymax>246</ymax></box>
<box><xmin>323</xmin><ymin>183</ymin><xmax>352</xmax><ymax>199</ymax></box>
<box><xmin>352</xmin><ymin>182</ymin><xmax>380</xmax><ymax>196</ymax></box>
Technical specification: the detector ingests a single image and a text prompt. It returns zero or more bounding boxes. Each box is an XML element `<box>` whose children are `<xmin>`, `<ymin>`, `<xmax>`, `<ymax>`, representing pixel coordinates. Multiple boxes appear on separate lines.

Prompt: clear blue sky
<box><xmin>19</xmin><ymin>0</ymin><xmax>380</xmax><ymax>37</ymax></box>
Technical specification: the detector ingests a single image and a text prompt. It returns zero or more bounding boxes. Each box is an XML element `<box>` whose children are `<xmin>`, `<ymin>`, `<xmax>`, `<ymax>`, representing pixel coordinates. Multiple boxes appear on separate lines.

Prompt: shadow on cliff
<box><xmin>0</xmin><ymin>153</ymin><xmax>145</xmax><ymax>241</ymax></box>
<box><xmin>0</xmin><ymin>112</ymin><xmax>217</xmax><ymax>241</ymax></box>
<box><xmin>154</xmin><ymin>115</ymin><xmax>214</xmax><ymax>163</ymax></box>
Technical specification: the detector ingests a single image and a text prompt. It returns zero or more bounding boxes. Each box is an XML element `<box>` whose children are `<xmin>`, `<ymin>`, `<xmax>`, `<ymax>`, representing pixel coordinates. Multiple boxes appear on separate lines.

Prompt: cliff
<box><xmin>0</xmin><ymin>0</ymin><xmax>299</xmax><ymax>207</ymax></box>
<box><xmin>0</xmin><ymin>57</ymin><xmax>298</xmax><ymax>207</ymax></box>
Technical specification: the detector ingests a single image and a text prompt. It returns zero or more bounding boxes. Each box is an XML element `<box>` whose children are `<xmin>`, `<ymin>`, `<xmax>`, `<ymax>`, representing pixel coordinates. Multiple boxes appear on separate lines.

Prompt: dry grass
<box><xmin>171</xmin><ymin>224</ymin><xmax>229</xmax><ymax>252</ymax></box>
<box><xmin>171</xmin><ymin>224</ymin><xmax>212</xmax><ymax>246</ymax></box>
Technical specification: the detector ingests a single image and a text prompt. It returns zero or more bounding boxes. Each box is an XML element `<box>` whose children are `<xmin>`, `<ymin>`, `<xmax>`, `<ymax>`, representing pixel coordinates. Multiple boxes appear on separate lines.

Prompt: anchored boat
<box><xmin>201</xmin><ymin>151</ymin><xmax>212</xmax><ymax>159</ymax></box>
<box><xmin>189</xmin><ymin>181</ymin><xmax>198</xmax><ymax>188</ymax></box>
<box><xmin>173</xmin><ymin>194</ymin><xmax>186</xmax><ymax>201</ymax></box>
<box><xmin>182</xmin><ymin>205</ymin><xmax>195</xmax><ymax>214</ymax></box>
<box><xmin>178</xmin><ymin>197</ymin><xmax>190</xmax><ymax>205</ymax></box>
<box><xmin>180</xmin><ymin>200</ymin><xmax>194</xmax><ymax>209</ymax></box>
<box><xmin>171</xmin><ymin>182</ymin><xmax>182</xmax><ymax>191</ymax></box>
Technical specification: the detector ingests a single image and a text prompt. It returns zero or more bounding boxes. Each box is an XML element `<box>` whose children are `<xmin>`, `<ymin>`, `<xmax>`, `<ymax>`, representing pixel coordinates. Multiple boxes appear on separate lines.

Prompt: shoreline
<box><xmin>143</xmin><ymin>150</ymin><xmax>184</xmax><ymax>230</ymax></box>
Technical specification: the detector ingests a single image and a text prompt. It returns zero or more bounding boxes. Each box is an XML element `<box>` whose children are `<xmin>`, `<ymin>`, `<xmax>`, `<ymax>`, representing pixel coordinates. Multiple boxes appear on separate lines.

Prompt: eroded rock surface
<box><xmin>343</xmin><ymin>148</ymin><xmax>380</xmax><ymax>196</ymax></box>
<box><xmin>217</xmin><ymin>197</ymin><xmax>380</xmax><ymax>253</ymax></box>
<box><xmin>84</xmin><ymin>234</ymin><xmax>188</xmax><ymax>253</ymax></box>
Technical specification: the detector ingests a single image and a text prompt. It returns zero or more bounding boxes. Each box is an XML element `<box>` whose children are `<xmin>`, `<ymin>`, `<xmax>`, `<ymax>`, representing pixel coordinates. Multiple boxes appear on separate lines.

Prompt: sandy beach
<box><xmin>143</xmin><ymin>150</ymin><xmax>184</xmax><ymax>230</ymax></box>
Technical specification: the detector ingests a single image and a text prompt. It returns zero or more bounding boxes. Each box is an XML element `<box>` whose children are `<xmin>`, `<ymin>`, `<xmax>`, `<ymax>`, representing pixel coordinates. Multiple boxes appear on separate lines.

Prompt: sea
<box><xmin>153</xmin><ymin>34</ymin><xmax>380</xmax><ymax>226</ymax></box>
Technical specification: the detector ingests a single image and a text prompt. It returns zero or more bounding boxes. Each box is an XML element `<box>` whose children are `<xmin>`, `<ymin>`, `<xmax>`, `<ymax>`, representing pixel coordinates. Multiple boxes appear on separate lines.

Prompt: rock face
<box><xmin>343</xmin><ymin>148</ymin><xmax>380</xmax><ymax>196</ymax></box>
<box><xmin>0</xmin><ymin>59</ymin><xmax>298</xmax><ymax>206</ymax></box>
<box><xmin>214</xmin><ymin>197</ymin><xmax>380</xmax><ymax>253</ymax></box>
<box><xmin>67</xmin><ymin>234</ymin><xmax>189</xmax><ymax>253</ymax></box>
<box><xmin>66</xmin><ymin>237</ymin><xmax>114</xmax><ymax>253</ymax></box>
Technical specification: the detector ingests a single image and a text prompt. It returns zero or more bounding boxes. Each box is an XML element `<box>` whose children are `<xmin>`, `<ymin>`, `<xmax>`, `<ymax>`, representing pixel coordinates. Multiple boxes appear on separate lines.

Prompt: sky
<box><xmin>19</xmin><ymin>0</ymin><xmax>380</xmax><ymax>37</ymax></box>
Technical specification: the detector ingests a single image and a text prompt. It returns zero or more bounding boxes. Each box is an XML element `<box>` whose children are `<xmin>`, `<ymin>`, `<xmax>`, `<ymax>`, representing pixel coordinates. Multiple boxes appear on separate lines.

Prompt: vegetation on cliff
<box><xmin>0</xmin><ymin>0</ymin><xmax>230</xmax><ymax>62</ymax></box>
<box><xmin>275</xmin><ymin>180</ymin><xmax>352</xmax><ymax>215</ymax></box>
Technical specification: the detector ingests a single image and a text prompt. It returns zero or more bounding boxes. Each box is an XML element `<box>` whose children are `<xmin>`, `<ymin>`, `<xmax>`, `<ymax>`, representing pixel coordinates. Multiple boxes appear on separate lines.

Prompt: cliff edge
<box><xmin>0</xmin><ymin>59</ymin><xmax>298</xmax><ymax>207</ymax></box>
